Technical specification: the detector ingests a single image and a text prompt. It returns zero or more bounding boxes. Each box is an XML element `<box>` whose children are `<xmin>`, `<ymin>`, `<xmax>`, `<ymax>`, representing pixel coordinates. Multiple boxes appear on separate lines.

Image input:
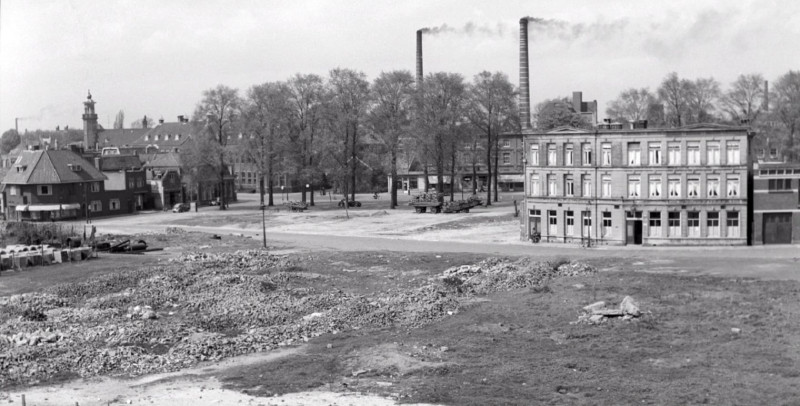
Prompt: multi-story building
<box><xmin>752</xmin><ymin>162</ymin><xmax>800</xmax><ymax>244</ymax></box>
<box><xmin>521</xmin><ymin>123</ymin><xmax>752</xmax><ymax>246</ymax></box>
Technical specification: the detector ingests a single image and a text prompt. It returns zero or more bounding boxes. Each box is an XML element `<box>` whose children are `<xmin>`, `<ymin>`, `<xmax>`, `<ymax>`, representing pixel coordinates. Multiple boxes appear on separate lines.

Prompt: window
<box><xmin>768</xmin><ymin>178</ymin><xmax>792</xmax><ymax>191</ymax></box>
<box><xmin>548</xmin><ymin>210</ymin><xmax>558</xmax><ymax>235</ymax></box>
<box><xmin>128</xmin><ymin>179</ymin><xmax>135</xmax><ymax>189</ymax></box>
<box><xmin>110</xmin><ymin>199</ymin><xmax>120</xmax><ymax>211</ymax></box>
<box><xmin>727</xmin><ymin>211</ymin><xmax>740</xmax><ymax>237</ymax></box>
<box><xmin>176</xmin><ymin>134</ymin><xmax>182</xmax><ymax>141</ymax></box>
<box><xmin>547</xmin><ymin>144</ymin><xmax>557</xmax><ymax>166</ymax></box>
<box><xmin>582</xmin><ymin>211</ymin><xmax>592</xmax><ymax>237</ymax></box>
<box><xmin>687</xmin><ymin>178</ymin><xmax>700</xmax><ymax>198</ymax></box>
<box><xmin>727</xmin><ymin>142</ymin><xmax>740</xmax><ymax>165</ymax></box>
<box><xmin>503</xmin><ymin>138</ymin><xmax>510</xmax><ymax>148</ymax></box>
<box><xmin>649</xmin><ymin>212</ymin><xmax>661</xmax><ymax>237</ymax></box>
<box><xmin>668</xmin><ymin>178</ymin><xmax>681</xmax><ymax>198</ymax></box>
<box><xmin>668</xmin><ymin>143</ymin><xmax>681</xmax><ymax>166</ymax></box>
<box><xmin>770</xmin><ymin>148</ymin><xmax>778</xmax><ymax>158</ymax></box>
<box><xmin>602</xmin><ymin>175</ymin><xmax>611</xmax><ymax>198</ymax></box>
<box><xmin>137</xmin><ymin>179</ymin><xmax>143</xmax><ymax>188</ymax></box>
<box><xmin>687</xmin><ymin>143</ymin><xmax>700</xmax><ymax>165</ymax></box>
<box><xmin>757</xmin><ymin>149</ymin><xmax>765</xmax><ymax>158</ymax></box>
<box><xmin>601</xmin><ymin>143</ymin><xmax>611</xmax><ymax>166</ymax></box>
<box><xmin>707</xmin><ymin>142</ymin><xmax>720</xmax><ymax>165</ymax></box>
<box><xmin>649</xmin><ymin>176</ymin><xmax>662</xmax><ymax>198</ymax></box>
<box><xmin>627</xmin><ymin>142</ymin><xmax>641</xmax><ymax>166</ymax></box>
<box><xmin>155</xmin><ymin>134</ymin><xmax>161</xmax><ymax>141</ymax></box>
<box><xmin>565</xmin><ymin>145</ymin><xmax>574</xmax><ymax>166</ymax></box>
<box><xmin>628</xmin><ymin>176</ymin><xmax>641</xmax><ymax>198</ymax></box>
<box><xmin>707</xmin><ymin>211</ymin><xmax>720</xmax><ymax>237</ymax></box>
<box><xmin>727</xmin><ymin>177</ymin><xmax>740</xmax><ymax>197</ymax></box>
<box><xmin>37</xmin><ymin>185</ymin><xmax>52</xmax><ymax>196</ymax></box>
<box><xmin>90</xmin><ymin>182</ymin><xmax>100</xmax><ymax>192</ymax></box>
<box><xmin>530</xmin><ymin>145</ymin><xmax>539</xmax><ymax>166</ymax></box>
<box><xmin>687</xmin><ymin>211</ymin><xmax>700</xmax><ymax>237</ymax></box>
<box><xmin>502</xmin><ymin>152</ymin><xmax>511</xmax><ymax>165</ymax></box>
<box><xmin>602</xmin><ymin>212</ymin><xmax>612</xmax><ymax>237</ymax></box>
<box><xmin>581</xmin><ymin>142</ymin><xmax>592</xmax><ymax>165</ymax></box>
<box><xmin>90</xmin><ymin>200</ymin><xmax>102</xmax><ymax>212</ymax></box>
<box><xmin>530</xmin><ymin>175</ymin><xmax>540</xmax><ymax>196</ymax></box>
<box><xmin>582</xmin><ymin>175</ymin><xmax>592</xmax><ymax>197</ymax></box>
<box><xmin>668</xmin><ymin>212</ymin><xmax>681</xmax><ymax>237</ymax></box>
<box><xmin>548</xmin><ymin>175</ymin><xmax>558</xmax><ymax>196</ymax></box>
<box><xmin>566</xmin><ymin>210</ymin><xmax>575</xmax><ymax>236</ymax></box>
<box><xmin>648</xmin><ymin>142</ymin><xmax>662</xmax><ymax>165</ymax></box>
<box><xmin>144</xmin><ymin>135</ymin><xmax>150</xmax><ymax>141</ymax></box>
<box><xmin>565</xmin><ymin>175</ymin><xmax>574</xmax><ymax>196</ymax></box>
<box><xmin>707</xmin><ymin>178</ymin><xmax>720</xmax><ymax>198</ymax></box>
<box><xmin>9</xmin><ymin>186</ymin><xmax>18</xmax><ymax>196</ymax></box>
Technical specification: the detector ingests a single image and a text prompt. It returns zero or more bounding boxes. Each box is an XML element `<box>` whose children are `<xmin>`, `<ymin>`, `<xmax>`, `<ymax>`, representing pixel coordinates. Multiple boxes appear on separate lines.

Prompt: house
<box><xmin>521</xmin><ymin>123</ymin><xmax>752</xmax><ymax>246</ymax></box>
<box><xmin>95</xmin><ymin>154</ymin><xmax>150</xmax><ymax>213</ymax></box>
<box><xmin>1</xmin><ymin>149</ymin><xmax>107</xmax><ymax>221</ymax></box>
<box><xmin>751</xmin><ymin>162</ymin><xmax>800</xmax><ymax>244</ymax></box>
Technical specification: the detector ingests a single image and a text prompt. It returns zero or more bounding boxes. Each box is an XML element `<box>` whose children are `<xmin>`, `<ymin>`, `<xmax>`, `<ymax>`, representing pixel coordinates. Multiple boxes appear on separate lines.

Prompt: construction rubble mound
<box><xmin>573</xmin><ymin>296</ymin><xmax>643</xmax><ymax>325</ymax></box>
<box><xmin>0</xmin><ymin>251</ymin><xmax>595</xmax><ymax>387</ymax></box>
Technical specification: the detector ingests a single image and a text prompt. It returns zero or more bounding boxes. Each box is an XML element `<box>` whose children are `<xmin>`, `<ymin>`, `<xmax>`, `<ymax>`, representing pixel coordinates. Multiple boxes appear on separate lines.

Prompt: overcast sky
<box><xmin>1</xmin><ymin>0</ymin><xmax>798</xmax><ymax>133</ymax></box>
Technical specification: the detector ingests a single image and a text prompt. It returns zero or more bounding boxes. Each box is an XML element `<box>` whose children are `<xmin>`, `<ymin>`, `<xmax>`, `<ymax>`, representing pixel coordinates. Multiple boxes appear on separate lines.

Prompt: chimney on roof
<box><xmin>177</xmin><ymin>115</ymin><xmax>184</xmax><ymax>123</ymax></box>
<box><xmin>519</xmin><ymin>18</ymin><xmax>531</xmax><ymax>130</ymax></box>
<box><xmin>158</xmin><ymin>118</ymin><xmax>164</xmax><ymax>124</ymax></box>
<box><xmin>94</xmin><ymin>156</ymin><xmax>101</xmax><ymax>170</ymax></box>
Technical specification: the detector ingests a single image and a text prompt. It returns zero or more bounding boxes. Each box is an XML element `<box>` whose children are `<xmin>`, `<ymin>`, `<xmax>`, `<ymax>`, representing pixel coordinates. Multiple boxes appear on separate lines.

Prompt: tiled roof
<box><xmin>136</xmin><ymin>122</ymin><xmax>199</xmax><ymax>147</ymax></box>
<box><xmin>99</xmin><ymin>155</ymin><xmax>143</xmax><ymax>171</ymax></box>
<box><xmin>97</xmin><ymin>128</ymin><xmax>149</xmax><ymax>147</ymax></box>
<box><xmin>1</xmin><ymin>150</ymin><xmax>107</xmax><ymax>185</ymax></box>
<box><xmin>143</xmin><ymin>152</ymin><xmax>182</xmax><ymax>169</ymax></box>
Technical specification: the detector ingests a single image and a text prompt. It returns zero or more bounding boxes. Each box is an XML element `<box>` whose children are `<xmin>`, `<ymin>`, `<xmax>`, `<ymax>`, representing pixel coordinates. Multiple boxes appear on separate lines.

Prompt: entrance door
<box><xmin>626</xmin><ymin>220</ymin><xmax>643</xmax><ymax>245</ymax></box>
<box><xmin>763</xmin><ymin>213</ymin><xmax>792</xmax><ymax>244</ymax></box>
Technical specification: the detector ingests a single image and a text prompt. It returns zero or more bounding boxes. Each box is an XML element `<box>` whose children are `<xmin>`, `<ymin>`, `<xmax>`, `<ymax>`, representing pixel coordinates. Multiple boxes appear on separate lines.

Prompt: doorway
<box><xmin>626</xmin><ymin>210</ymin><xmax>643</xmax><ymax>245</ymax></box>
<box><xmin>763</xmin><ymin>213</ymin><xmax>792</xmax><ymax>244</ymax></box>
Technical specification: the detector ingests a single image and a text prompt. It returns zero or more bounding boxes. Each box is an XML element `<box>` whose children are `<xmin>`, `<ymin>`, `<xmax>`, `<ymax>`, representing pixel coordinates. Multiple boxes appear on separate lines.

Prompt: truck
<box><xmin>408</xmin><ymin>193</ymin><xmax>483</xmax><ymax>214</ymax></box>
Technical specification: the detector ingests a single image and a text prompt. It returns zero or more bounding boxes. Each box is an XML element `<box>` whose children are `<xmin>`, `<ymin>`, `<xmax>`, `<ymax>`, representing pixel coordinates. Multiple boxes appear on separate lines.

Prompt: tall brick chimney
<box><xmin>519</xmin><ymin>18</ymin><xmax>531</xmax><ymax>130</ymax></box>
<box><xmin>416</xmin><ymin>30</ymin><xmax>424</xmax><ymax>87</ymax></box>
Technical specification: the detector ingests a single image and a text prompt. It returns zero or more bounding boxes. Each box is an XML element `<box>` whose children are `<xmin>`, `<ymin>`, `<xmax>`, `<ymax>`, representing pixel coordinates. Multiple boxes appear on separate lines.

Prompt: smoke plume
<box><xmin>522</xmin><ymin>16</ymin><xmax>629</xmax><ymax>42</ymax></box>
<box><xmin>419</xmin><ymin>22</ymin><xmax>507</xmax><ymax>37</ymax></box>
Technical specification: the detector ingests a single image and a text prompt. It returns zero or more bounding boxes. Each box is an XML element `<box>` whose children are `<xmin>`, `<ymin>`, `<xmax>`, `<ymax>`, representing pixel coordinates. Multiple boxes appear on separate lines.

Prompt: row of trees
<box><xmin>604</xmin><ymin>71</ymin><xmax>800</xmax><ymax>160</ymax></box>
<box><xmin>182</xmin><ymin>69</ymin><xmax>519</xmax><ymax>210</ymax></box>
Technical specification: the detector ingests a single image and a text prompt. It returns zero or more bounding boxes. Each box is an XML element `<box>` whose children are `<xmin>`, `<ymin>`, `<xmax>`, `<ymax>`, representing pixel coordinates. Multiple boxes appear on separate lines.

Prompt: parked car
<box><xmin>338</xmin><ymin>199</ymin><xmax>362</xmax><ymax>208</ymax></box>
<box><xmin>172</xmin><ymin>203</ymin><xmax>190</xmax><ymax>213</ymax></box>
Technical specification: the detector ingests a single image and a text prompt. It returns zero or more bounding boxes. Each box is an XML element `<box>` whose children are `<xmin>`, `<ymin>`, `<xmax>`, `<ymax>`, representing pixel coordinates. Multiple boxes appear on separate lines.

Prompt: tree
<box><xmin>286</xmin><ymin>74</ymin><xmax>326</xmax><ymax>205</ymax></box>
<box><xmin>721</xmin><ymin>74</ymin><xmax>766</xmax><ymax>125</ymax></box>
<box><xmin>192</xmin><ymin>85</ymin><xmax>242</xmax><ymax>210</ymax></box>
<box><xmin>1</xmin><ymin>129</ymin><xmax>21</xmax><ymax>154</ymax></box>
<box><xmin>242</xmin><ymin>82</ymin><xmax>291</xmax><ymax>207</ymax></box>
<box><xmin>466</xmin><ymin>71</ymin><xmax>517</xmax><ymax>205</ymax></box>
<box><xmin>535</xmin><ymin>97</ymin><xmax>588</xmax><ymax>131</ymax></box>
<box><xmin>130</xmin><ymin>115</ymin><xmax>154</xmax><ymax>129</ymax></box>
<box><xmin>113</xmin><ymin>110</ymin><xmax>125</xmax><ymax>129</ymax></box>
<box><xmin>606</xmin><ymin>88</ymin><xmax>655</xmax><ymax>123</ymax></box>
<box><xmin>325</xmin><ymin>68</ymin><xmax>371</xmax><ymax>202</ymax></box>
<box><xmin>772</xmin><ymin>70</ymin><xmax>800</xmax><ymax>161</ymax></box>
<box><xmin>367</xmin><ymin>70</ymin><xmax>415</xmax><ymax>209</ymax></box>
<box><xmin>657</xmin><ymin>72</ymin><xmax>693</xmax><ymax>127</ymax></box>
<box><xmin>686</xmin><ymin>77</ymin><xmax>721</xmax><ymax>124</ymax></box>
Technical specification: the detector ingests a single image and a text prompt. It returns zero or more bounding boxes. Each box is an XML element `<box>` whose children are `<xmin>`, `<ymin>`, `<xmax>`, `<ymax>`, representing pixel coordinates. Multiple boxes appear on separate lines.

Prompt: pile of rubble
<box><xmin>0</xmin><ymin>253</ymin><xmax>595</xmax><ymax>387</ymax></box>
<box><xmin>573</xmin><ymin>296</ymin><xmax>643</xmax><ymax>325</ymax></box>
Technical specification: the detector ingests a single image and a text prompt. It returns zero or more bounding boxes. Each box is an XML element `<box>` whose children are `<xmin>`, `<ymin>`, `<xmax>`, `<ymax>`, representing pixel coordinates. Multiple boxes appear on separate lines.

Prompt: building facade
<box><xmin>521</xmin><ymin>124</ymin><xmax>752</xmax><ymax>246</ymax></box>
<box><xmin>752</xmin><ymin>162</ymin><xmax>800</xmax><ymax>244</ymax></box>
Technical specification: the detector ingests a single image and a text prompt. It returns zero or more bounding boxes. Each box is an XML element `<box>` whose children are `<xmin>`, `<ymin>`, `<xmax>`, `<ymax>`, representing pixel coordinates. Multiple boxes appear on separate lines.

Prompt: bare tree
<box><xmin>113</xmin><ymin>110</ymin><xmax>125</xmax><ymax>129</ymax></box>
<box><xmin>686</xmin><ymin>77</ymin><xmax>721</xmax><ymax>124</ymax></box>
<box><xmin>657</xmin><ymin>72</ymin><xmax>693</xmax><ymax>127</ymax></box>
<box><xmin>367</xmin><ymin>70</ymin><xmax>415</xmax><ymax>209</ymax></box>
<box><xmin>466</xmin><ymin>71</ymin><xmax>517</xmax><ymax>205</ymax></box>
<box><xmin>606</xmin><ymin>88</ymin><xmax>655</xmax><ymax>123</ymax></box>
<box><xmin>535</xmin><ymin>97</ymin><xmax>590</xmax><ymax>130</ymax></box>
<box><xmin>192</xmin><ymin>85</ymin><xmax>241</xmax><ymax>210</ymax></box>
<box><xmin>286</xmin><ymin>74</ymin><xmax>326</xmax><ymax>205</ymax></box>
<box><xmin>772</xmin><ymin>70</ymin><xmax>800</xmax><ymax>161</ymax></box>
<box><xmin>722</xmin><ymin>74</ymin><xmax>766</xmax><ymax>125</ymax></box>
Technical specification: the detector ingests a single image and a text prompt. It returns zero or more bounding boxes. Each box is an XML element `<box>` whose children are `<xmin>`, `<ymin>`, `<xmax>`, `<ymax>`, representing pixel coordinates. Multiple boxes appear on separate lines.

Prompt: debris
<box><xmin>731</xmin><ymin>328</ymin><xmax>741</xmax><ymax>334</ymax></box>
<box><xmin>619</xmin><ymin>296</ymin><xmax>641</xmax><ymax>316</ymax></box>
<box><xmin>582</xmin><ymin>301</ymin><xmax>605</xmax><ymax>312</ymax></box>
<box><xmin>576</xmin><ymin>296</ymin><xmax>643</xmax><ymax>325</ymax></box>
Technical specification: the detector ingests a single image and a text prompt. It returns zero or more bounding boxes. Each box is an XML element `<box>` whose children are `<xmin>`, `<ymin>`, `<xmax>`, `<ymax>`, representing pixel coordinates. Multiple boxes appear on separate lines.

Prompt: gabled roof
<box><xmin>546</xmin><ymin>126</ymin><xmax>591</xmax><ymax>134</ymax></box>
<box><xmin>143</xmin><ymin>152</ymin><xmax>182</xmax><ymax>169</ymax></box>
<box><xmin>99</xmin><ymin>155</ymin><xmax>143</xmax><ymax>171</ymax></box>
<box><xmin>135</xmin><ymin>122</ymin><xmax>199</xmax><ymax>147</ymax></box>
<box><xmin>1</xmin><ymin>150</ymin><xmax>107</xmax><ymax>185</ymax></box>
<box><xmin>97</xmin><ymin>128</ymin><xmax>149</xmax><ymax>147</ymax></box>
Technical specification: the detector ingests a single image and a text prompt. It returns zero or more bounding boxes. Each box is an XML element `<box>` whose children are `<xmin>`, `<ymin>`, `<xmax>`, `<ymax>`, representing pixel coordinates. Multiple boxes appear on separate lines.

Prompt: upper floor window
<box><xmin>648</xmin><ymin>142</ymin><xmax>662</xmax><ymax>166</ymax></box>
<box><xmin>707</xmin><ymin>142</ymin><xmax>721</xmax><ymax>165</ymax></box>
<box><xmin>601</xmin><ymin>175</ymin><xmax>611</xmax><ymax>197</ymax></box>
<box><xmin>727</xmin><ymin>177</ymin><xmax>740</xmax><ymax>197</ymax></box>
<box><xmin>547</xmin><ymin>144</ymin><xmax>557</xmax><ymax>166</ymax></box>
<box><xmin>547</xmin><ymin>175</ymin><xmax>558</xmax><ymax>196</ymax></box>
<box><xmin>565</xmin><ymin>175</ymin><xmax>574</xmax><ymax>196</ymax></box>
<box><xmin>530</xmin><ymin>145</ymin><xmax>539</xmax><ymax>166</ymax></box>
<box><xmin>668</xmin><ymin>143</ymin><xmax>681</xmax><ymax>166</ymax></box>
<box><xmin>707</xmin><ymin>177</ymin><xmax>720</xmax><ymax>197</ymax></box>
<box><xmin>726</xmin><ymin>142</ymin><xmax>740</xmax><ymax>165</ymax></box>
<box><xmin>768</xmin><ymin>178</ymin><xmax>792</xmax><ymax>191</ymax></box>
<box><xmin>649</xmin><ymin>176</ymin><xmax>662</xmax><ymax>198</ymax></box>
<box><xmin>628</xmin><ymin>142</ymin><xmax>641</xmax><ymax>166</ymax></box>
<box><xmin>502</xmin><ymin>139</ymin><xmax>510</xmax><ymax>148</ymax></box>
<box><xmin>601</xmin><ymin>143</ymin><xmax>611</xmax><ymax>166</ymax></box>
<box><xmin>90</xmin><ymin>182</ymin><xmax>100</xmax><ymax>192</ymax></box>
<box><xmin>668</xmin><ymin>178</ymin><xmax>681</xmax><ymax>198</ymax></box>
<box><xmin>687</xmin><ymin>143</ymin><xmax>700</xmax><ymax>165</ymax></box>
<box><xmin>37</xmin><ymin>185</ymin><xmax>52</xmax><ymax>196</ymax></box>
<box><xmin>502</xmin><ymin>152</ymin><xmax>511</xmax><ymax>165</ymax></box>
<box><xmin>687</xmin><ymin>177</ymin><xmax>700</xmax><ymax>197</ymax></box>
<box><xmin>628</xmin><ymin>176</ymin><xmax>641</xmax><ymax>198</ymax></box>
<box><xmin>530</xmin><ymin>174</ymin><xmax>540</xmax><ymax>196</ymax></box>
<box><xmin>582</xmin><ymin>175</ymin><xmax>592</xmax><ymax>197</ymax></box>
<box><xmin>8</xmin><ymin>185</ymin><xmax>18</xmax><ymax>196</ymax></box>
<box><xmin>565</xmin><ymin>145</ymin><xmax>574</xmax><ymax>166</ymax></box>
<box><xmin>582</xmin><ymin>143</ymin><xmax>592</xmax><ymax>166</ymax></box>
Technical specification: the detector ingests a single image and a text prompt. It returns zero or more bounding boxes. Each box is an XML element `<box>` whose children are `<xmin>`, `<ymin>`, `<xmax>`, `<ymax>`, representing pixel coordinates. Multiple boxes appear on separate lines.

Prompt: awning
<box><xmin>17</xmin><ymin>203</ymin><xmax>80</xmax><ymax>212</ymax></box>
<box><xmin>498</xmin><ymin>174</ymin><xmax>524</xmax><ymax>182</ymax></box>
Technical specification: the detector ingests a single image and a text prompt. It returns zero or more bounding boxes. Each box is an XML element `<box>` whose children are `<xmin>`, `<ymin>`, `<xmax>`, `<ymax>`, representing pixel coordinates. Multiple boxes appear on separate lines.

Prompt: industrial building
<box><xmin>752</xmin><ymin>162</ymin><xmax>800</xmax><ymax>244</ymax></box>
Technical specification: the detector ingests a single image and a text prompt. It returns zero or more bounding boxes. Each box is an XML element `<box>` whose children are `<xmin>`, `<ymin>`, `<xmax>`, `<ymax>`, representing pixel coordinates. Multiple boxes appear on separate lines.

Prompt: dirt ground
<box><xmin>2</xmin><ymin>193</ymin><xmax>800</xmax><ymax>405</ymax></box>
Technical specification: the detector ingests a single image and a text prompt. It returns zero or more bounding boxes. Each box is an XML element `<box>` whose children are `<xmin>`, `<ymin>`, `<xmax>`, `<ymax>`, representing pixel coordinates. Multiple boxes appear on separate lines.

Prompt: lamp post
<box><xmin>260</xmin><ymin>203</ymin><xmax>267</xmax><ymax>249</ymax></box>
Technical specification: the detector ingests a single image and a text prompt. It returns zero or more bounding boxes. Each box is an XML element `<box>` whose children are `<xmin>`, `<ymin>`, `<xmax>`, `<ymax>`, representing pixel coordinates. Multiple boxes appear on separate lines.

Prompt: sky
<box><xmin>1</xmin><ymin>0</ymin><xmax>798</xmax><ymax>133</ymax></box>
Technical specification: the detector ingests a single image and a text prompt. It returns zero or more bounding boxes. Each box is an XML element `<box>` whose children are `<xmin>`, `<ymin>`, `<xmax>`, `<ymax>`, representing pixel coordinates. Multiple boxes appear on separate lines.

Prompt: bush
<box><xmin>21</xmin><ymin>308</ymin><xmax>47</xmax><ymax>322</ymax></box>
<box><xmin>2</xmin><ymin>222</ymin><xmax>72</xmax><ymax>246</ymax></box>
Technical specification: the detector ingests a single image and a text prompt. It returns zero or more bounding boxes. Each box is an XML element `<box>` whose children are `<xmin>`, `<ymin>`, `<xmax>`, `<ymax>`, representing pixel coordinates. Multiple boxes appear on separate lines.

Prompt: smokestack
<box><xmin>519</xmin><ymin>18</ymin><xmax>531</xmax><ymax>130</ymax></box>
<box><xmin>416</xmin><ymin>30</ymin><xmax>424</xmax><ymax>87</ymax></box>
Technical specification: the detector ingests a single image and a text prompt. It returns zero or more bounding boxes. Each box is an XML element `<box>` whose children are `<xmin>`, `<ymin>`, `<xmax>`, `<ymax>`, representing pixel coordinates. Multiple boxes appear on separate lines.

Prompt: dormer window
<box><xmin>67</xmin><ymin>164</ymin><xmax>82</xmax><ymax>172</ymax></box>
<box><xmin>155</xmin><ymin>134</ymin><xmax>160</xmax><ymax>141</ymax></box>
<box><xmin>145</xmin><ymin>135</ymin><xmax>150</xmax><ymax>141</ymax></box>
<box><xmin>15</xmin><ymin>165</ymin><xmax>27</xmax><ymax>173</ymax></box>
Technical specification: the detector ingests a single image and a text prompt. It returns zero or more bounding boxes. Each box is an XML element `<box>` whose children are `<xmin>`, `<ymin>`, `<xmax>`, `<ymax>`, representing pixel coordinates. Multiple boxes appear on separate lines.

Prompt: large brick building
<box><xmin>521</xmin><ymin>124</ymin><xmax>752</xmax><ymax>246</ymax></box>
<box><xmin>752</xmin><ymin>162</ymin><xmax>800</xmax><ymax>244</ymax></box>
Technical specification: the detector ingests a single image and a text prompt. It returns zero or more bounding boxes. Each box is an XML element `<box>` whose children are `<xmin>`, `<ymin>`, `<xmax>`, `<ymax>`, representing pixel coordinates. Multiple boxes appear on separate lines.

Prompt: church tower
<box><xmin>82</xmin><ymin>91</ymin><xmax>99</xmax><ymax>150</ymax></box>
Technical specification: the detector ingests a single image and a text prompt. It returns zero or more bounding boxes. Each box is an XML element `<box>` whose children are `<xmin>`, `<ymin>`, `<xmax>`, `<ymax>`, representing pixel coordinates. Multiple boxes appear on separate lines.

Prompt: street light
<box><xmin>281</xmin><ymin>185</ymin><xmax>285</xmax><ymax>201</ymax></box>
<box><xmin>260</xmin><ymin>204</ymin><xmax>267</xmax><ymax>249</ymax></box>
